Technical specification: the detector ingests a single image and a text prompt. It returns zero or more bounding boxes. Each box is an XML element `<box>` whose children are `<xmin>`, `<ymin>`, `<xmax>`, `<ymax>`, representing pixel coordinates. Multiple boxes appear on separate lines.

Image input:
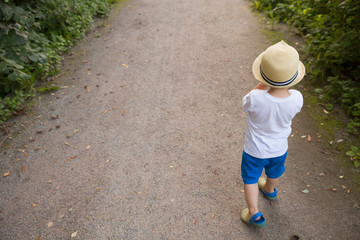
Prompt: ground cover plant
<box><xmin>251</xmin><ymin>0</ymin><xmax>360</xmax><ymax>135</ymax></box>
<box><xmin>0</xmin><ymin>0</ymin><xmax>114</xmax><ymax>124</ymax></box>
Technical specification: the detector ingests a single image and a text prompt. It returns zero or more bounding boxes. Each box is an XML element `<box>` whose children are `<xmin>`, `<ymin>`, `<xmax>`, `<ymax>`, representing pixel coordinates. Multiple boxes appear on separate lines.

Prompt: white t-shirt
<box><xmin>242</xmin><ymin>89</ymin><xmax>303</xmax><ymax>158</ymax></box>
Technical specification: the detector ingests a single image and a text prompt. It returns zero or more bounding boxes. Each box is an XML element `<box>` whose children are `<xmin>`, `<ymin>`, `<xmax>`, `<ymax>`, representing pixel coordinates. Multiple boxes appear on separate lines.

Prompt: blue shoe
<box><xmin>258</xmin><ymin>177</ymin><xmax>278</xmax><ymax>201</ymax></box>
<box><xmin>241</xmin><ymin>208</ymin><xmax>267</xmax><ymax>228</ymax></box>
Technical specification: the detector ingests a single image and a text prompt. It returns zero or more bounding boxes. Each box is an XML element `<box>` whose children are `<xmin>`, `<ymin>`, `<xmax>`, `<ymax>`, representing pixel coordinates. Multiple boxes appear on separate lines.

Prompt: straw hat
<box><xmin>252</xmin><ymin>40</ymin><xmax>305</xmax><ymax>88</ymax></box>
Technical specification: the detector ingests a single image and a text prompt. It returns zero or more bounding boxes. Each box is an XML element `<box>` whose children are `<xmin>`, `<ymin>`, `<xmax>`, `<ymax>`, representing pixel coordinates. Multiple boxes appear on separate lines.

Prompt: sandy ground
<box><xmin>0</xmin><ymin>0</ymin><xmax>359</xmax><ymax>239</ymax></box>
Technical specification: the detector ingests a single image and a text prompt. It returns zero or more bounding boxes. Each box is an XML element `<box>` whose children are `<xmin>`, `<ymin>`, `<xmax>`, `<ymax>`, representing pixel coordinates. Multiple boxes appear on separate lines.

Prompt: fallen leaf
<box><xmin>24</xmin><ymin>154</ymin><xmax>28</xmax><ymax>157</ymax></box>
<box><xmin>104</xmin><ymin>109</ymin><xmax>109</xmax><ymax>114</ymax></box>
<box><xmin>71</xmin><ymin>231</ymin><xmax>77</xmax><ymax>238</ymax></box>
<box><xmin>22</xmin><ymin>166</ymin><xmax>25</xmax><ymax>171</ymax></box>
<box><xmin>36</xmin><ymin>236</ymin><xmax>41</xmax><ymax>240</ymax></box>
<box><xmin>73</xmin><ymin>129</ymin><xmax>79</xmax><ymax>134</ymax></box>
<box><xmin>82</xmin><ymin>60</ymin><xmax>88</xmax><ymax>63</ymax></box>
<box><xmin>69</xmin><ymin>156</ymin><xmax>76</xmax><ymax>160</ymax></box>
<box><xmin>339</xmin><ymin>175</ymin><xmax>344</xmax><ymax>179</ymax></box>
<box><xmin>347</xmin><ymin>189</ymin><xmax>351</xmax><ymax>194</ymax></box>
<box><xmin>301</xmin><ymin>189</ymin><xmax>309</xmax><ymax>194</ymax></box>
<box><xmin>306</xmin><ymin>172</ymin><xmax>310</xmax><ymax>175</ymax></box>
<box><xmin>328</xmin><ymin>188</ymin><xmax>337</xmax><ymax>192</ymax></box>
<box><xmin>170</xmin><ymin>165</ymin><xmax>174</xmax><ymax>168</ymax></box>
<box><xmin>96</xmin><ymin>188</ymin><xmax>100</xmax><ymax>191</ymax></box>
<box><xmin>65</xmin><ymin>142</ymin><xmax>70</xmax><ymax>146</ymax></box>
<box><xmin>29</xmin><ymin>137</ymin><xmax>35</xmax><ymax>142</ymax></box>
<box><xmin>122</xmin><ymin>64</ymin><xmax>129</xmax><ymax>68</ymax></box>
<box><xmin>194</xmin><ymin>219</ymin><xmax>198</xmax><ymax>225</ymax></box>
<box><xmin>323</xmin><ymin>109</ymin><xmax>329</xmax><ymax>114</ymax></box>
<box><xmin>212</xmin><ymin>213</ymin><xmax>215</xmax><ymax>219</ymax></box>
<box><xmin>239</xmin><ymin>189</ymin><xmax>245</xmax><ymax>193</ymax></box>
<box><xmin>301</xmin><ymin>135</ymin><xmax>307</xmax><ymax>138</ymax></box>
<box><xmin>307</xmin><ymin>134</ymin><xmax>312</xmax><ymax>142</ymax></box>
<box><xmin>3</xmin><ymin>171</ymin><xmax>10</xmax><ymax>177</ymax></box>
<box><xmin>86</xmin><ymin>145</ymin><xmax>91</xmax><ymax>150</ymax></box>
<box><xmin>319</xmin><ymin>172</ymin><xmax>326</xmax><ymax>176</ymax></box>
<box><xmin>47</xmin><ymin>222</ymin><xmax>53</xmax><ymax>228</ymax></box>
<box><xmin>270</xmin><ymin>201</ymin><xmax>274</xmax><ymax>206</ymax></box>
<box><xmin>49</xmin><ymin>179</ymin><xmax>52</xmax><ymax>184</ymax></box>
<box><xmin>32</xmin><ymin>203</ymin><xmax>38</xmax><ymax>207</ymax></box>
<box><xmin>121</xmin><ymin>110</ymin><xmax>126</xmax><ymax>116</ymax></box>
<box><xmin>342</xmin><ymin>185</ymin><xmax>347</xmax><ymax>189</ymax></box>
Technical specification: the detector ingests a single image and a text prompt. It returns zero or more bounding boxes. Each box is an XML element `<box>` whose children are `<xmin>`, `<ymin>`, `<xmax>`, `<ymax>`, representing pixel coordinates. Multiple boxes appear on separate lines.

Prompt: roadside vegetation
<box><xmin>0</xmin><ymin>0</ymin><xmax>119</xmax><ymax>125</ymax></box>
<box><xmin>250</xmin><ymin>0</ymin><xmax>360</xmax><ymax>168</ymax></box>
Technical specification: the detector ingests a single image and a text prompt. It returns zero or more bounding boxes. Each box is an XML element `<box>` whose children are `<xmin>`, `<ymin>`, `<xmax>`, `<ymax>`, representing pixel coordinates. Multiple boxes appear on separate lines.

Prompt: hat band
<box><xmin>260</xmin><ymin>66</ymin><xmax>298</xmax><ymax>87</ymax></box>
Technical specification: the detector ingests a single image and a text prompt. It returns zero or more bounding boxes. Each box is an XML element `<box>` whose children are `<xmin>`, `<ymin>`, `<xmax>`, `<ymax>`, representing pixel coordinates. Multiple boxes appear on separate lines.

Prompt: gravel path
<box><xmin>1</xmin><ymin>0</ymin><xmax>359</xmax><ymax>239</ymax></box>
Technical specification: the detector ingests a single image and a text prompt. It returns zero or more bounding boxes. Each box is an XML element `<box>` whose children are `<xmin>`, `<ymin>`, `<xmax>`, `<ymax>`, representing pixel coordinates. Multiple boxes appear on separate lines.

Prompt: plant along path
<box><xmin>0</xmin><ymin>0</ymin><xmax>359</xmax><ymax>239</ymax></box>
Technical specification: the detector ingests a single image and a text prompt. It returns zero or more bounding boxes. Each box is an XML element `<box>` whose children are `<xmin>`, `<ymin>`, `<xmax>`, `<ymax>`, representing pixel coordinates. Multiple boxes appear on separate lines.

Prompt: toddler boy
<box><xmin>240</xmin><ymin>40</ymin><xmax>305</xmax><ymax>228</ymax></box>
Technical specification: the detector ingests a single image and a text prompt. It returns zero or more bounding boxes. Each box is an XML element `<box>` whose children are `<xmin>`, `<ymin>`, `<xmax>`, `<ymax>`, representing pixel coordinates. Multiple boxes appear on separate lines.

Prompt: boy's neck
<box><xmin>267</xmin><ymin>87</ymin><xmax>290</xmax><ymax>98</ymax></box>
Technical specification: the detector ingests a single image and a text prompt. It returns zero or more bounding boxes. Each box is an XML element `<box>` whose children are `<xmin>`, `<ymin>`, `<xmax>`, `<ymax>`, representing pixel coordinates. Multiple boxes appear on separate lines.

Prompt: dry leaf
<box><xmin>194</xmin><ymin>219</ymin><xmax>198</xmax><ymax>225</ymax></box>
<box><xmin>347</xmin><ymin>189</ymin><xmax>351</xmax><ymax>194</ymax></box>
<box><xmin>212</xmin><ymin>213</ymin><xmax>215</xmax><ymax>219</ymax></box>
<box><xmin>22</xmin><ymin>166</ymin><xmax>25</xmax><ymax>171</ymax></box>
<box><xmin>29</xmin><ymin>137</ymin><xmax>35</xmax><ymax>142</ymax></box>
<box><xmin>65</xmin><ymin>142</ymin><xmax>70</xmax><ymax>146</ymax></box>
<box><xmin>301</xmin><ymin>135</ymin><xmax>307</xmax><ymax>138</ymax></box>
<box><xmin>339</xmin><ymin>175</ymin><xmax>344</xmax><ymax>179</ymax></box>
<box><xmin>69</xmin><ymin>156</ymin><xmax>76</xmax><ymax>160</ymax></box>
<box><xmin>319</xmin><ymin>172</ymin><xmax>326</xmax><ymax>176</ymax></box>
<box><xmin>122</xmin><ymin>64</ymin><xmax>129</xmax><ymax>68</ymax></box>
<box><xmin>47</xmin><ymin>222</ymin><xmax>53</xmax><ymax>228</ymax></box>
<box><xmin>307</xmin><ymin>134</ymin><xmax>312</xmax><ymax>142</ymax></box>
<box><xmin>71</xmin><ymin>231</ymin><xmax>78</xmax><ymax>238</ymax></box>
<box><xmin>323</xmin><ymin>109</ymin><xmax>329</xmax><ymax>114</ymax></box>
<box><xmin>239</xmin><ymin>189</ymin><xmax>245</xmax><ymax>193</ymax></box>
<box><xmin>82</xmin><ymin>60</ymin><xmax>88</xmax><ymax>63</ymax></box>
<box><xmin>73</xmin><ymin>129</ymin><xmax>79</xmax><ymax>134</ymax></box>
<box><xmin>121</xmin><ymin>110</ymin><xmax>126</xmax><ymax>116</ymax></box>
<box><xmin>3</xmin><ymin>171</ymin><xmax>10</xmax><ymax>177</ymax></box>
<box><xmin>96</xmin><ymin>188</ymin><xmax>100</xmax><ymax>191</ymax></box>
<box><xmin>86</xmin><ymin>145</ymin><xmax>91</xmax><ymax>150</ymax></box>
<box><xmin>104</xmin><ymin>109</ymin><xmax>109</xmax><ymax>114</ymax></box>
<box><xmin>170</xmin><ymin>165</ymin><xmax>174</xmax><ymax>168</ymax></box>
<box><xmin>270</xmin><ymin>201</ymin><xmax>274</xmax><ymax>206</ymax></box>
<box><xmin>32</xmin><ymin>203</ymin><xmax>38</xmax><ymax>207</ymax></box>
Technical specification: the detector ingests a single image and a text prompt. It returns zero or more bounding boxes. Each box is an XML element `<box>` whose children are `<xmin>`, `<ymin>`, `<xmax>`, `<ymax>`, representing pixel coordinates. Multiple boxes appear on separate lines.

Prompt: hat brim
<box><xmin>252</xmin><ymin>52</ymin><xmax>305</xmax><ymax>89</ymax></box>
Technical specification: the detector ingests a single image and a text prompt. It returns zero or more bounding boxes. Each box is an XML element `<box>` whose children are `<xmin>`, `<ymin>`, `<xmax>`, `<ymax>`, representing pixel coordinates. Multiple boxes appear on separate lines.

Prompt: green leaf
<box><xmin>7</xmin><ymin>29</ymin><xmax>28</xmax><ymax>46</ymax></box>
<box><xmin>346</xmin><ymin>151</ymin><xmax>355</xmax><ymax>157</ymax></box>
<box><xmin>1</xmin><ymin>5</ymin><xmax>13</xmax><ymax>21</ymax></box>
<box><xmin>354</xmin><ymin>160</ymin><xmax>360</xmax><ymax>168</ymax></box>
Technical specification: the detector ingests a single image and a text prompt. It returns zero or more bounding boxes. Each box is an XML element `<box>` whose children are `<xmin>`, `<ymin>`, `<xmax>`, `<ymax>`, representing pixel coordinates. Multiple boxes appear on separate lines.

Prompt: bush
<box><xmin>251</xmin><ymin>0</ymin><xmax>360</xmax><ymax>134</ymax></box>
<box><xmin>0</xmin><ymin>0</ymin><xmax>113</xmax><ymax>124</ymax></box>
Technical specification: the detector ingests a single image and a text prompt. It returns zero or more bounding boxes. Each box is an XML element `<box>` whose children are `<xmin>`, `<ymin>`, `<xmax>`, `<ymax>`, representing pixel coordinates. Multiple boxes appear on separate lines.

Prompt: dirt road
<box><xmin>1</xmin><ymin>0</ymin><xmax>359</xmax><ymax>239</ymax></box>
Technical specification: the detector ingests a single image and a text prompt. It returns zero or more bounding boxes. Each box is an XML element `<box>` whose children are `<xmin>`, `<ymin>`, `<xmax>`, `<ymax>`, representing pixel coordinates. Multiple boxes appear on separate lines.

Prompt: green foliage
<box><xmin>0</xmin><ymin>0</ymin><xmax>113</xmax><ymax>124</ymax></box>
<box><xmin>0</xmin><ymin>90</ymin><xmax>31</xmax><ymax>125</ymax></box>
<box><xmin>346</xmin><ymin>146</ymin><xmax>360</xmax><ymax>168</ymax></box>
<box><xmin>251</xmin><ymin>0</ymin><xmax>360</xmax><ymax>134</ymax></box>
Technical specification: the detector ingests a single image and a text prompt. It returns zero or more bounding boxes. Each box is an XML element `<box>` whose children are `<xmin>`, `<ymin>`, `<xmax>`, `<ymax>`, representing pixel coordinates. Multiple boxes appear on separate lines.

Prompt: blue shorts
<box><xmin>241</xmin><ymin>150</ymin><xmax>287</xmax><ymax>184</ymax></box>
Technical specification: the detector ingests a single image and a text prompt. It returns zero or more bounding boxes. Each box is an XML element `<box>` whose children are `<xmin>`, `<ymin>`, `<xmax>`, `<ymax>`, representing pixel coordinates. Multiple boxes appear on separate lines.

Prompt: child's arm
<box><xmin>252</xmin><ymin>83</ymin><xmax>268</xmax><ymax>91</ymax></box>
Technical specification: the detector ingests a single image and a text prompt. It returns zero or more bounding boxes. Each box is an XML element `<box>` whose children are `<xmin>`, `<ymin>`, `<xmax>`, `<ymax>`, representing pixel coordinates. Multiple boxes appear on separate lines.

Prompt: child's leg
<box><xmin>264</xmin><ymin>177</ymin><xmax>279</xmax><ymax>193</ymax></box>
<box><xmin>244</xmin><ymin>183</ymin><xmax>260</xmax><ymax>220</ymax></box>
